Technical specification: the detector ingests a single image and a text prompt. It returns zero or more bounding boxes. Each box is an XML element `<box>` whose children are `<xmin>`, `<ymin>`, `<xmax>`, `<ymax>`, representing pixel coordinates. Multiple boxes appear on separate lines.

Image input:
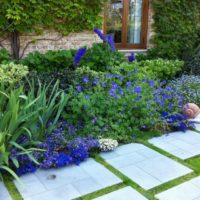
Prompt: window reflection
<box><xmin>106</xmin><ymin>0</ymin><xmax>123</xmax><ymax>43</ymax></box>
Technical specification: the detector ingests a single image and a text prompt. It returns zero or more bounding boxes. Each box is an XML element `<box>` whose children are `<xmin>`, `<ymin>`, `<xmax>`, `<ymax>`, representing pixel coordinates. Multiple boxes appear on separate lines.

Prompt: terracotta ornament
<box><xmin>183</xmin><ymin>103</ymin><xmax>200</xmax><ymax>118</ymax></box>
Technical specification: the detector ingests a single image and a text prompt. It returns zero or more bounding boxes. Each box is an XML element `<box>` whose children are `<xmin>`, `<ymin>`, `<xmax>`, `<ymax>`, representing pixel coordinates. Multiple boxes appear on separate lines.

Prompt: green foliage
<box><xmin>184</xmin><ymin>51</ymin><xmax>200</xmax><ymax>75</ymax></box>
<box><xmin>80</xmin><ymin>43</ymin><xmax>126</xmax><ymax>72</ymax></box>
<box><xmin>20</xmin><ymin>50</ymin><xmax>76</xmax><ymax>72</ymax></box>
<box><xmin>0</xmin><ymin>81</ymin><xmax>68</xmax><ymax>179</ymax></box>
<box><xmin>0</xmin><ymin>0</ymin><xmax>106</xmax><ymax>35</ymax></box>
<box><xmin>0</xmin><ymin>62</ymin><xmax>29</xmax><ymax>84</ymax></box>
<box><xmin>0</xmin><ymin>49</ymin><xmax>11</xmax><ymax>64</ymax></box>
<box><xmin>137</xmin><ymin>59</ymin><xmax>184</xmax><ymax>80</ymax></box>
<box><xmin>110</xmin><ymin>59</ymin><xmax>184</xmax><ymax>81</ymax></box>
<box><xmin>150</xmin><ymin>0</ymin><xmax>200</xmax><ymax>59</ymax></box>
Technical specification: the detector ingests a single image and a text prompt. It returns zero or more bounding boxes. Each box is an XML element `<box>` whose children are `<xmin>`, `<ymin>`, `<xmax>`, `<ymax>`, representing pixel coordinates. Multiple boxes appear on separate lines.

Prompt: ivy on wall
<box><xmin>149</xmin><ymin>0</ymin><xmax>200</xmax><ymax>59</ymax></box>
<box><xmin>0</xmin><ymin>0</ymin><xmax>106</xmax><ymax>59</ymax></box>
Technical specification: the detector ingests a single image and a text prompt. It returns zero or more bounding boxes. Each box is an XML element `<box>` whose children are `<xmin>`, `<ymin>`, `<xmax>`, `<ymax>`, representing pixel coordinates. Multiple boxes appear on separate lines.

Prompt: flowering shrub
<box><xmin>65</xmin><ymin>67</ymin><xmax>189</xmax><ymax>142</ymax></box>
<box><xmin>79</xmin><ymin>43</ymin><xmax>125</xmax><ymax>72</ymax></box>
<box><xmin>99</xmin><ymin>139</ymin><xmax>118</xmax><ymax>152</ymax></box>
<box><xmin>167</xmin><ymin>75</ymin><xmax>200</xmax><ymax>105</ymax></box>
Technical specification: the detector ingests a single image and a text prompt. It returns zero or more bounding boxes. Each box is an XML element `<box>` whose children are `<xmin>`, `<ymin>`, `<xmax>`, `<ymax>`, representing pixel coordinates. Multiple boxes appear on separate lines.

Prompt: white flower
<box><xmin>98</xmin><ymin>138</ymin><xmax>118</xmax><ymax>152</ymax></box>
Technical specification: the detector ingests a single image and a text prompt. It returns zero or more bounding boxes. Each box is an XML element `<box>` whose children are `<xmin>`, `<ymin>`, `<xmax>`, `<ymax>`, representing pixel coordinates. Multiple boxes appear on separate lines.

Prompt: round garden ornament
<box><xmin>183</xmin><ymin>103</ymin><xmax>200</xmax><ymax>118</ymax></box>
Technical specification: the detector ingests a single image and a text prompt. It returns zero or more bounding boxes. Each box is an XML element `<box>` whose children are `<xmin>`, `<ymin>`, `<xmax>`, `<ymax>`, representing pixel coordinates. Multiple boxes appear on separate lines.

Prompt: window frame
<box><xmin>103</xmin><ymin>0</ymin><xmax>149</xmax><ymax>49</ymax></box>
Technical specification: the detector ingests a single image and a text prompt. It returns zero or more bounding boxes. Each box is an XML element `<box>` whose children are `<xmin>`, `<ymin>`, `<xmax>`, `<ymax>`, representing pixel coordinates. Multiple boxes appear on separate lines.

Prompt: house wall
<box><xmin>0</xmin><ymin>3</ymin><xmax>154</xmax><ymax>57</ymax></box>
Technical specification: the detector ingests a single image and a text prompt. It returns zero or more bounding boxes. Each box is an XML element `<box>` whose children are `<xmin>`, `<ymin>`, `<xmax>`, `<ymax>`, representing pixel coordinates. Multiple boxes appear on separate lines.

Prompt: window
<box><xmin>104</xmin><ymin>0</ymin><xmax>149</xmax><ymax>49</ymax></box>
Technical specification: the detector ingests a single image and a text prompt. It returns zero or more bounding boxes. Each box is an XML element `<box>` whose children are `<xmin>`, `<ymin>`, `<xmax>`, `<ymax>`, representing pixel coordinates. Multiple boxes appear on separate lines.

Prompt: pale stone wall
<box><xmin>147</xmin><ymin>1</ymin><xmax>154</xmax><ymax>49</ymax></box>
<box><xmin>0</xmin><ymin>30</ymin><xmax>101</xmax><ymax>57</ymax></box>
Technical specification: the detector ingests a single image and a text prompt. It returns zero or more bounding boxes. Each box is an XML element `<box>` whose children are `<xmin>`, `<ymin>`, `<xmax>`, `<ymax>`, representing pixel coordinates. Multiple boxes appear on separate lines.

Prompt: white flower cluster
<box><xmin>98</xmin><ymin>138</ymin><xmax>118</xmax><ymax>152</ymax></box>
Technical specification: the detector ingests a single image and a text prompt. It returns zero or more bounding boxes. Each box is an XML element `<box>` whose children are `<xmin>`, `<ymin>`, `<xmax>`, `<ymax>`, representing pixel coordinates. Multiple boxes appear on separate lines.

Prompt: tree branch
<box><xmin>19</xmin><ymin>34</ymin><xmax>63</xmax><ymax>59</ymax></box>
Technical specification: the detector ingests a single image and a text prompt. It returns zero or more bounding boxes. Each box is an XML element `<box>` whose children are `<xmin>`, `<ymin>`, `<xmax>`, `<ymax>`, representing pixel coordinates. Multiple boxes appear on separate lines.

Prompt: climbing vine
<box><xmin>0</xmin><ymin>0</ymin><xmax>106</xmax><ymax>59</ymax></box>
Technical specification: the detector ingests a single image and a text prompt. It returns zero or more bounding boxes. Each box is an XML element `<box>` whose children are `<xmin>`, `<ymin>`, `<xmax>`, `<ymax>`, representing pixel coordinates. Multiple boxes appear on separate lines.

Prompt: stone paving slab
<box><xmin>14</xmin><ymin>158</ymin><xmax>122</xmax><ymax>200</ymax></box>
<box><xmin>0</xmin><ymin>181</ymin><xmax>12</xmax><ymax>200</ymax></box>
<box><xmin>100</xmin><ymin>143</ymin><xmax>192</xmax><ymax>190</ymax></box>
<box><xmin>194</xmin><ymin>123</ymin><xmax>200</xmax><ymax>131</ymax></box>
<box><xmin>156</xmin><ymin>176</ymin><xmax>200</xmax><ymax>200</ymax></box>
<box><xmin>93</xmin><ymin>186</ymin><xmax>148</xmax><ymax>200</ymax></box>
<box><xmin>149</xmin><ymin>130</ymin><xmax>200</xmax><ymax>159</ymax></box>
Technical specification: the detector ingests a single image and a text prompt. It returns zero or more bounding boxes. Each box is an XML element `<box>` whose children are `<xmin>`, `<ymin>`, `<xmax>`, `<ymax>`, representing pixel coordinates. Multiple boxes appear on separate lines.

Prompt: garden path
<box><xmin>1</xmin><ymin>120</ymin><xmax>200</xmax><ymax>200</ymax></box>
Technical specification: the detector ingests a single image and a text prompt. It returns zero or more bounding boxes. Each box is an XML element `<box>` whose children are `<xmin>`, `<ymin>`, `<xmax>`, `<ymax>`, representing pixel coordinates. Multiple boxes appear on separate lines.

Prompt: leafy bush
<box><xmin>79</xmin><ymin>43</ymin><xmax>126</xmax><ymax>72</ymax></box>
<box><xmin>184</xmin><ymin>51</ymin><xmax>200</xmax><ymax>75</ymax></box>
<box><xmin>0</xmin><ymin>49</ymin><xmax>11</xmax><ymax>64</ymax></box>
<box><xmin>150</xmin><ymin>0</ymin><xmax>200</xmax><ymax>59</ymax></box>
<box><xmin>64</xmin><ymin>69</ymin><xmax>189</xmax><ymax>142</ymax></box>
<box><xmin>20</xmin><ymin>50</ymin><xmax>76</xmax><ymax>72</ymax></box>
<box><xmin>168</xmin><ymin>75</ymin><xmax>200</xmax><ymax>105</ymax></box>
<box><xmin>0</xmin><ymin>62</ymin><xmax>28</xmax><ymax>84</ymax></box>
<box><xmin>137</xmin><ymin>59</ymin><xmax>184</xmax><ymax>80</ymax></box>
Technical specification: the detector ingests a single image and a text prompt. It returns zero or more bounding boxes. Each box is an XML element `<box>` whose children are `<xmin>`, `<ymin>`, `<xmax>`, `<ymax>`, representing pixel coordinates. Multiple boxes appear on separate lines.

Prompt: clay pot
<box><xmin>183</xmin><ymin>103</ymin><xmax>200</xmax><ymax>118</ymax></box>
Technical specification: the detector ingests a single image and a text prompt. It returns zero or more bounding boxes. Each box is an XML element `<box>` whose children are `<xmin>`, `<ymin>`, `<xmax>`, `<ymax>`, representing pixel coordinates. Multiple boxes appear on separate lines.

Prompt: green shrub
<box><xmin>0</xmin><ymin>62</ymin><xmax>29</xmax><ymax>84</ymax></box>
<box><xmin>137</xmin><ymin>59</ymin><xmax>184</xmax><ymax>80</ymax></box>
<box><xmin>20</xmin><ymin>50</ymin><xmax>76</xmax><ymax>72</ymax></box>
<box><xmin>0</xmin><ymin>49</ymin><xmax>11</xmax><ymax>64</ymax></box>
<box><xmin>79</xmin><ymin>43</ymin><xmax>126</xmax><ymax>72</ymax></box>
<box><xmin>150</xmin><ymin>0</ymin><xmax>200</xmax><ymax>60</ymax></box>
<box><xmin>184</xmin><ymin>51</ymin><xmax>200</xmax><ymax>75</ymax></box>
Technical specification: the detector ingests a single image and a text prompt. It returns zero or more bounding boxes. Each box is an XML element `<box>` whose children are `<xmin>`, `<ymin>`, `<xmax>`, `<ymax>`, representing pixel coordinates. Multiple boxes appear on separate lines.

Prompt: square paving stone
<box><xmin>100</xmin><ymin>143</ymin><xmax>192</xmax><ymax>190</ymax></box>
<box><xmin>14</xmin><ymin>158</ymin><xmax>122</xmax><ymax>200</ymax></box>
<box><xmin>93</xmin><ymin>186</ymin><xmax>148</xmax><ymax>200</ymax></box>
<box><xmin>156</xmin><ymin>176</ymin><xmax>200</xmax><ymax>200</ymax></box>
<box><xmin>194</xmin><ymin>123</ymin><xmax>200</xmax><ymax>131</ymax></box>
<box><xmin>0</xmin><ymin>181</ymin><xmax>12</xmax><ymax>200</ymax></box>
<box><xmin>149</xmin><ymin>130</ymin><xmax>200</xmax><ymax>159</ymax></box>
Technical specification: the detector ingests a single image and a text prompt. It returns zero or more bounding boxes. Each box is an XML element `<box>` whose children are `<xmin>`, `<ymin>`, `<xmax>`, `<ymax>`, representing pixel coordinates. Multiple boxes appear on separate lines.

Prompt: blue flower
<box><xmin>107</xmin><ymin>34</ymin><xmax>116</xmax><ymax>52</ymax></box>
<box><xmin>73</xmin><ymin>47</ymin><xmax>87</xmax><ymax>65</ymax></box>
<box><xmin>83</xmin><ymin>77</ymin><xmax>89</xmax><ymax>84</ymax></box>
<box><xmin>94</xmin><ymin>28</ymin><xmax>106</xmax><ymax>42</ymax></box>
<box><xmin>128</xmin><ymin>52</ymin><xmax>136</xmax><ymax>62</ymax></box>
<box><xmin>126</xmin><ymin>81</ymin><xmax>132</xmax><ymax>86</ymax></box>
<box><xmin>134</xmin><ymin>85</ymin><xmax>141</xmax><ymax>94</ymax></box>
<box><xmin>76</xmin><ymin>85</ymin><xmax>83</xmax><ymax>92</ymax></box>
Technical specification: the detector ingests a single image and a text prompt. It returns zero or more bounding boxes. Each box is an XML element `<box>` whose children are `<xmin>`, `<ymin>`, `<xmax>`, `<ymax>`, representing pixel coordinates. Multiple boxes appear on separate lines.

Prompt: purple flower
<box><xmin>83</xmin><ymin>77</ymin><xmax>89</xmax><ymax>84</ymax></box>
<box><xmin>107</xmin><ymin>34</ymin><xmax>116</xmax><ymax>52</ymax></box>
<box><xmin>126</xmin><ymin>81</ymin><xmax>132</xmax><ymax>86</ymax></box>
<box><xmin>94</xmin><ymin>28</ymin><xmax>106</xmax><ymax>42</ymax></box>
<box><xmin>76</xmin><ymin>85</ymin><xmax>83</xmax><ymax>92</ymax></box>
<box><xmin>128</xmin><ymin>52</ymin><xmax>136</xmax><ymax>62</ymax></box>
<box><xmin>134</xmin><ymin>85</ymin><xmax>141</xmax><ymax>94</ymax></box>
<box><xmin>73</xmin><ymin>47</ymin><xmax>87</xmax><ymax>65</ymax></box>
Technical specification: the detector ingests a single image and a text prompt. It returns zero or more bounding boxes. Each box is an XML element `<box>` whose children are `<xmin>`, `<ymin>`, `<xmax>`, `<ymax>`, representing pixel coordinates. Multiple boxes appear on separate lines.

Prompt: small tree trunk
<box><xmin>11</xmin><ymin>31</ymin><xmax>20</xmax><ymax>60</ymax></box>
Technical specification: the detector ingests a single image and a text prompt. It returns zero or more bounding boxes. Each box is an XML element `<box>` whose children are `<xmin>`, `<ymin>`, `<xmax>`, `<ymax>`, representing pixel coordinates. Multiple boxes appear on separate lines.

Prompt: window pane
<box><xmin>106</xmin><ymin>0</ymin><xmax>123</xmax><ymax>43</ymax></box>
<box><xmin>128</xmin><ymin>0</ymin><xmax>143</xmax><ymax>44</ymax></box>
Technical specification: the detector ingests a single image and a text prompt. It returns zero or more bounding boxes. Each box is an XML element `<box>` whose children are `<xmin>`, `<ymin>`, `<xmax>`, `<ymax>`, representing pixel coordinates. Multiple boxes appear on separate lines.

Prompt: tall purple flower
<box><xmin>128</xmin><ymin>52</ymin><xmax>136</xmax><ymax>62</ymax></box>
<box><xmin>107</xmin><ymin>34</ymin><xmax>116</xmax><ymax>52</ymax></box>
<box><xmin>94</xmin><ymin>28</ymin><xmax>106</xmax><ymax>42</ymax></box>
<box><xmin>73</xmin><ymin>47</ymin><xmax>87</xmax><ymax>65</ymax></box>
